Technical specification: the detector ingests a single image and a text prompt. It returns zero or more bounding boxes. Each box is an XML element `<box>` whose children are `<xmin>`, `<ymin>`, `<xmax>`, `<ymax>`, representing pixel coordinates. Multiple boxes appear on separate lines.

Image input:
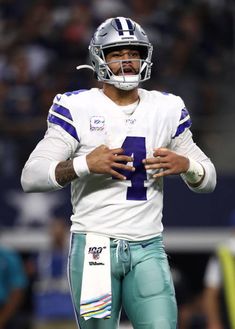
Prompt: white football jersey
<box><xmin>22</xmin><ymin>88</ymin><xmax>216</xmax><ymax>240</ymax></box>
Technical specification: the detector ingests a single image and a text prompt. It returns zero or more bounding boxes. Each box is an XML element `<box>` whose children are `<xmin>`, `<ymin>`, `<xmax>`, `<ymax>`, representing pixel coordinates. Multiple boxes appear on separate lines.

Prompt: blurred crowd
<box><xmin>0</xmin><ymin>0</ymin><xmax>234</xmax><ymax>176</ymax></box>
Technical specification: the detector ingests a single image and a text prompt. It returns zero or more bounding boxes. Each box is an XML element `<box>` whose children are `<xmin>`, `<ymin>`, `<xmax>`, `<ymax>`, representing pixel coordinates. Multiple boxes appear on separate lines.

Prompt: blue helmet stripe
<box><xmin>48</xmin><ymin>114</ymin><xmax>80</xmax><ymax>142</ymax></box>
<box><xmin>126</xmin><ymin>19</ymin><xmax>134</xmax><ymax>35</ymax></box>
<box><xmin>51</xmin><ymin>104</ymin><xmax>73</xmax><ymax>121</ymax></box>
<box><xmin>115</xmin><ymin>18</ymin><xmax>124</xmax><ymax>35</ymax></box>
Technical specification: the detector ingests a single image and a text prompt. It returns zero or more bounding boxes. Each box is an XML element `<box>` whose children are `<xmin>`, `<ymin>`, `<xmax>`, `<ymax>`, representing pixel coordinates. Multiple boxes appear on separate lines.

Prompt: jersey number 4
<box><xmin>113</xmin><ymin>136</ymin><xmax>147</xmax><ymax>201</ymax></box>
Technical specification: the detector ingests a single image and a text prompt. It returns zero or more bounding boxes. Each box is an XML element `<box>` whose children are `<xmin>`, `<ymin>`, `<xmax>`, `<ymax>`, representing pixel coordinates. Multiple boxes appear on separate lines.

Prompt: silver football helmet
<box><xmin>88</xmin><ymin>17</ymin><xmax>153</xmax><ymax>90</ymax></box>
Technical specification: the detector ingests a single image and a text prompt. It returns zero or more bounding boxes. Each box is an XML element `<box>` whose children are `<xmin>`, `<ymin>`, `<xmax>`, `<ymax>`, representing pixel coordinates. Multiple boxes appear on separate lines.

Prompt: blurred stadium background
<box><xmin>0</xmin><ymin>0</ymin><xmax>234</xmax><ymax>328</ymax></box>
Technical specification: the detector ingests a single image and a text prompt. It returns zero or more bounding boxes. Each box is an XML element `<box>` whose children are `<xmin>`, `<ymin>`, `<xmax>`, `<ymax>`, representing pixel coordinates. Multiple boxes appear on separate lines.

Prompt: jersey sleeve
<box><xmin>21</xmin><ymin>93</ymin><xmax>81</xmax><ymax>193</ymax></box>
<box><xmin>47</xmin><ymin>93</ymin><xmax>80</xmax><ymax>144</ymax></box>
<box><xmin>167</xmin><ymin>94</ymin><xmax>192</xmax><ymax>139</ymax></box>
<box><xmin>170</xmin><ymin>128</ymin><xmax>216</xmax><ymax>193</ymax></box>
<box><xmin>172</xmin><ymin>106</ymin><xmax>192</xmax><ymax>139</ymax></box>
<box><xmin>167</xmin><ymin>95</ymin><xmax>216</xmax><ymax>193</ymax></box>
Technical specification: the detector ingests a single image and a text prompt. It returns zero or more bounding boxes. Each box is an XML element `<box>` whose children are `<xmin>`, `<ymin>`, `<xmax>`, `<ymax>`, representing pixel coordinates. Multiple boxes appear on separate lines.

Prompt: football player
<box><xmin>21</xmin><ymin>17</ymin><xmax>216</xmax><ymax>329</ymax></box>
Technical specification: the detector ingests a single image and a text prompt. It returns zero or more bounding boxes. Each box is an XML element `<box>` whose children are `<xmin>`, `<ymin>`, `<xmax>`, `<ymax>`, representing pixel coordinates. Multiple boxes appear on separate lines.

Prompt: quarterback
<box><xmin>21</xmin><ymin>17</ymin><xmax>216</xmax><ymax>329</ymax></box>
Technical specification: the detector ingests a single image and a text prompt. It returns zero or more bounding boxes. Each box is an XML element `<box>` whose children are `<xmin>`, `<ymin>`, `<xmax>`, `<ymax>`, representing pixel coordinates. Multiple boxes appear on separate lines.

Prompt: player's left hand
<box><xmin>143</xmin><ymin>147</ymin><xmax>189</xmax><ymax>178</ymax></box>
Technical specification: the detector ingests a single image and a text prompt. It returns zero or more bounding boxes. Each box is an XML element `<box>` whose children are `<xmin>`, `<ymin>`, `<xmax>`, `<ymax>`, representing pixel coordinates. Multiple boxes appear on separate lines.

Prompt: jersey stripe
<box><xmin>173</xmin><ymin>120</ymin><xmax>191</xmax><ymax>138</ymax></box>
<box><xmin>48</xmin><ymin>114</ymin><xmax>79</xmax><ymax>142</ymax></box>
<box><xmin>47</xmin><ymin>90</ymin><xmax>87</xmax><ymax>142</ymax></box>
<box><xmin>64</xmin><ymin>89</ymin><xmax>87</xmax><ymax>97</ymax></box>
<box><xmin>51</xmin><ymin>103</ymin><xmax>73</xmax><ymax>121</ymax></box>
<box><xmin>173</xmin><ymin>108</ymin><xmax>192</xmax><ymax>138</ymax></box>
<box><xmin>179</xmin><ymin>107</ymin><xmax>190</xmax><ymax>122</ymax></box>
<box><xmin>179</xmin><ymin>114</ymin><xmax>191</xmax><ymax>126</ymax></box>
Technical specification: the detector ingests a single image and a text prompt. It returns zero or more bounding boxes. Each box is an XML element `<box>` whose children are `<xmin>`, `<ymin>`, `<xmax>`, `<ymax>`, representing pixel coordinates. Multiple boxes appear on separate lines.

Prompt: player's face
<box><xmin>105</xmin><ymin>48</ymin><xmax>141</xmax><ymax>76</ymax></box>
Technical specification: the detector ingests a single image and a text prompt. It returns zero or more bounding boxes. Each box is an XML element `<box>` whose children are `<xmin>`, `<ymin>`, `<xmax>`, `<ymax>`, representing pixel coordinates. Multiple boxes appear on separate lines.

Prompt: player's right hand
<box><xmin>86</xmin><ymin>145</ymin><xmax>135</xmax><ymax>180</ymax></box>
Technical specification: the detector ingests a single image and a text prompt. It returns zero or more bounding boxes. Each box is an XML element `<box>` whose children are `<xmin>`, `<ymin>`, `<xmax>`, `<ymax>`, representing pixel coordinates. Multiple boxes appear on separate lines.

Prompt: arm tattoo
<box><xmin>55</xmin><ymin>160</ymin><xmax>77</xmax><ymax>186</ymax></box>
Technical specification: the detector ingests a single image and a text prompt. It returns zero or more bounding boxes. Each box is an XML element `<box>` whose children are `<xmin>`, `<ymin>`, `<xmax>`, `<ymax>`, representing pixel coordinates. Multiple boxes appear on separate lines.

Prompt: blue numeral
<box><xmin>114</xmin><ymin>136</ymin><xmax>147</xmax><ymax>200</ymax></box>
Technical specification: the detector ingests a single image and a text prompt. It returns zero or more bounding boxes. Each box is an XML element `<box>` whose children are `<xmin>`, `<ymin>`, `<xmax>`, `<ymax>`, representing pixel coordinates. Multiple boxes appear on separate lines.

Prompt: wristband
<box><xmin>73</xmin><ymin>155</ymin><xmax>90</xmax><ymax>178</ymax></box>
<box><xmin>181</xmin><ymin>158</ymin><xmax>205</xmax><ymax>184</ymax></box>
